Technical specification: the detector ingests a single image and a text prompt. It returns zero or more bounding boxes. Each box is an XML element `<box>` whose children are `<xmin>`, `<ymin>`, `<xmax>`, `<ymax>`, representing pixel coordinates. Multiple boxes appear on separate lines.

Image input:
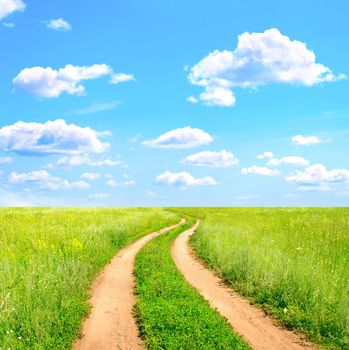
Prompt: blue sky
<box><xmin>0</xmin><ymin>0</ymin><xmax>348</xmax><ymax>206</ymax></box>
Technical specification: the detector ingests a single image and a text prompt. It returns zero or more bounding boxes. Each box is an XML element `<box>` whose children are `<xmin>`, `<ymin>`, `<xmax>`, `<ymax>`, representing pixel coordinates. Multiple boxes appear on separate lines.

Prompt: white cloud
<box><xmin>8</xmin><ymin>170</ymin><xmax>50</xmax><ymax>183</ymax></box>
<box><xmin>67</xmin><ymin>101</ymin><xmax>119</xmax><ymax>116</ymax></box>
<box><xmin>241</xmin><ymin>166</ymin><xmax>281</xmax><ymax>176</ymax></box>
<box><xmin>0</xmin><ymin>0</ymin><xmax>25</xmax><ymax>20</ymax></box>
<box><xmin>297</xmin><ymin>184</ymin><xmax>331</xmax><ymax>192</ymax></box>
<box><xmin>292</xmin><ymin>135</ymin><xmax>321</xmax><ymax>146</ymax></box>
<box><xmin>188</xmin><ymin>28</ymin><xmax>345</xmax><ymax>107</ymax></box>
<box><xmin>42</xmin><ymin>179</ymin><xmax>90</xmax><ymax>191</ymax></box>
<box><xmin>3</xmin><ymin>21</ymin><xmax>15</xmax><ymax>27</ymax></box>
<box><xmin>109</xmin><ymin>73</ymin><xmax>135</xmax><ymax>84</ymax></box>
<box><xmin>89</xmin><ymin>192</ymin><xmax>110</xmax><ymax>200</ymax></box>
<box><xmin>181</xmin><ymin>150</ymin><xmax>239</xmax><ymax>168</ymax></box>
<box><xmin>128</xmin><ymin>133</ymin><xmax>143</xmax><ymax>144</ymax></box>
<box><xmin>0</xmin><ymin>156</ymin><xmax>13</xmax><ymax>164</ymax></box>
<box><xmin>47</xmin><ymin>18</ymin><xmax>71</xmax><ymax>31</ymax></box>
<box><xmin>186</xmin><ymin>96</ymin><xmax>198</xmax><ymax>104</ymax></box>
<box><xmin>13</xmin><ymin>64</ymin><xmax>112</xmax><ymax>98</ymax></box>
<box><xmin>285</xmin><ymin>164</ymin><xmax>349</xmax><ymax>191</ymax></box>
<box><xmin>143</xmin><ymin>126</ymin><xmax>213</xmax><ymax>149</ymax></box>
<box><xmin>0</xmin><ymin>119</ymin><xmax>109</xmax><ymax>155</ymax></box>
<box><xmin>256</xmin><ymin>151</ymin><xmax>274</xmax><ymax>159</ymax></box>
<box><xmin>267</xmin><ymin>156</ymin><xmax>309</xmax><ymax>166</ymax></box>
<box><xmin>146</xmin><ymin>190</ymin><xmax>156</xmax><ymax>198</ymax></box>
<box><xmin>155</xmin><ymin>170</ymin><xmax>218</xmax><ymax>187</ymax></box>
<box><xmin>200</xmin><ymin>87</ymin><xmax>236</xmax><ymax>107</ymax></box>
<box><xmin>54</xmin><ymin>155</ymin><xmax>125</xmax><ymax>167</ymax></box>
<box><xmin>8</xmin><ymin>170</ymin><xmax>90</xmax><ymax>190</ymax></box>
<box><xmin>107</xmin><ymin>179</ymin><xmax>135</xmax><ymax>187</ymax></box>
<box><xmin>80</xmin><ymin>172</ymin><xmax>100</xmax><ymax>181</ymax></box>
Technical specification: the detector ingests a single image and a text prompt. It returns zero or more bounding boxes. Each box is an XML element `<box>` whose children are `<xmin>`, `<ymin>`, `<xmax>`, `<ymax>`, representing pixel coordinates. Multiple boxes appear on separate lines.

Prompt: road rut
<box><xmin>171</xmin><ymin>220</ymin><xmax>316</xmax><ymax>350</ymax></box>
<box><xmin>74</xmin><ymin>219</ymin><xmax>185</xmax><ymax>350</ymax></box>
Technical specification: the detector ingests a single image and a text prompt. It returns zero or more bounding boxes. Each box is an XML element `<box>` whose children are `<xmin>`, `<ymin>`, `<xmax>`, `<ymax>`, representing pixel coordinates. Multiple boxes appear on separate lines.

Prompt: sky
<box><xmin>0</xmin><ymin>0</ymin><xmax>348</xmax><ymax>207</ymax></box>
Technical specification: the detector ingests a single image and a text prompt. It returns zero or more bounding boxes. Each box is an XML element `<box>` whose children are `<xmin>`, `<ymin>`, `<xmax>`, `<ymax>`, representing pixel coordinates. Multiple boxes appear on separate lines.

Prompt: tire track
<box><xmin>171</xmin><ymin>220</ymin><xmax>316</xmax><ymax>350</ymax></box>
<box><xmin>74</xmin><ymin>218</ymin><xmax>185</xmax><ymax>350</ymax></box>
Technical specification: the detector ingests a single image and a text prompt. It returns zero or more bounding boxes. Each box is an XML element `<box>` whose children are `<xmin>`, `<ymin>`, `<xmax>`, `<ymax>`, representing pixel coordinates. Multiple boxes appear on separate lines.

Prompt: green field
<box><xmin>1</xmin><ymin>207</ymin><xmax>348</xmax><ymax>350</ymax></box>
<box><xmin>0</xmin><ymin>208</ymin><xmax>178</xmax><ymax>350</ymax></box>
<box><xmin>188</xmin><ymin>208</ymin><xmax>349</xmax><ymax>349</ymax></box>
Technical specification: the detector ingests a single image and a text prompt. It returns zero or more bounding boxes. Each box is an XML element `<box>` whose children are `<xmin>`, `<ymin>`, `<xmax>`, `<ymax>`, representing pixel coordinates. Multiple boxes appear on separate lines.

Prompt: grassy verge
<box><xmin>188</xmin><ymin>208</ymin><xmax>349</xmax><ymax>349</ymax></box>
<box><xmin>134</xmin><ymin>219</ymin><xmax>250</xmax><ymax>350</ymax></box>
<box><xmin>0</xmin><ymin>207</ymin><xmax>179</xmax><ymax>350</ymax></box>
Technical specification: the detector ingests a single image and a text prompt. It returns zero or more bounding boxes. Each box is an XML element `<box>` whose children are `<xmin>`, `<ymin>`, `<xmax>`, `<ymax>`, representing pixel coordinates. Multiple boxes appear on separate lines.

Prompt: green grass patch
<box><xmin>0</xmin><ymin>207</ymin><xmax>179</xmax><ymax>350</ymax></box>
<box><xmin>187</xmin><ymin>208</ymin><xmax>349</xmax><ymax>349</ymax></box>
<box><xmin>134</xmin><ymin>220</ymin><xmax>250</xmax><ymax>350</ymax></box>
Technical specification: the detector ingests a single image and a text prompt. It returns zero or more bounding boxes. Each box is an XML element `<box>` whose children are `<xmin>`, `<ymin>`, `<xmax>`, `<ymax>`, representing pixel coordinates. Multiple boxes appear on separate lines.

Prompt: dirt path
<box><xmin>74</xmin><ymin>219</ymin><xmax>185</xmax><ymax>350</ymax></box>
<box><xmin>171</xmin><ymin>220</ymin><xmax>316</xmax><ymax>350</ymax></box>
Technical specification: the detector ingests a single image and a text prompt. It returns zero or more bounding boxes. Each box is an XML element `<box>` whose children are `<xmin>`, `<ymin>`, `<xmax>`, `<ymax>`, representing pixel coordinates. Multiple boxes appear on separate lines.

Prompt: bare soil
<box><xmin>74</xmin><ymin>219</ymin><xmax>185</xmax><ymax>350</ymax></box>
<box><xmin>171</xmin><ymin>220</ymin><xmax>316</xmax><ymax>350</ymax></box>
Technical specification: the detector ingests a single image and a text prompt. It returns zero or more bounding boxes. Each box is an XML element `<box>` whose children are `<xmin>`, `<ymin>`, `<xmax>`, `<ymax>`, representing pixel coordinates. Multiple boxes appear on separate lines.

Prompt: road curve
<box><xmin>171</xmin><ymin>220</ymin><xmax>316</xmax><ymax>350</ymax></box>
<box><xmin>74</xmin><ymin>218</ymin><xmax>185</xmax><ymax>350</ymax></box>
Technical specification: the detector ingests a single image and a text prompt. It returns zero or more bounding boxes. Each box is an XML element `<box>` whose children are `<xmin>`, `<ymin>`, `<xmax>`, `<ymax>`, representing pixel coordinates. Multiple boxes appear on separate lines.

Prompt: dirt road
<box><xmin>74</xmin><ymin>219</ymin><xmax>185</xmax><ymax>350</ymax></box>
<box><xmin>171</xmin><ymin>220</ymin><xmax>316</xmax><ymax>350</ymax></box>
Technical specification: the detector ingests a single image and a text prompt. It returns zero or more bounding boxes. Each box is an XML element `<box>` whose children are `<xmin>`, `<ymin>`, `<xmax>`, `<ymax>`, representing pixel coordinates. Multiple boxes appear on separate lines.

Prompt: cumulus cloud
<box><xmin>292</xmin><ymin>135</ymin><xmax>321</xmax><ymax>146</ymax></box>
<box><xmin>106</xmin><ymin>179</ymin><xmax>135</xmax><ymax>187</ymax></box>
<box><xmin>47</xmin><ymin>18</ymin><xmax>71</xmax><ymax>31</ymax></box>
<box><xmin>181</xmin><ymin>150</ymin><xmax>239</xmax><ymax>168</ymax></box>
<box><xmin>188</xmin><ymin>28</ymin><xmax>345</xmax><ymax>106</ymax></box>
<box><xmin>80</xmin><ymin>172</ymin><xmax>100</xmax><ymax>181</ymax></box>
<box><xmin>13</xmin><ymin>64</ymin><xmax>135</xmax><ymax>98</ymax></box>
<box><xmin>256</xmin><ymin>151</ymin><xmax>274</xmax><ymax>159</ymax></box>
<box><xmin>267</xmin><ymin>156</ymin><xmax>309</xmax><ymax>166</ymax></box>
<box><xmin>241</xmin><ymin>166</ymin><xmax>281</xmax><ymax>176</ymax></box>
<box><xmin>186</xmin><ymin>96</ymin><xmax>198</xmax><ymax>104</ymax></box>
<box><xmin>143</xmin><ymin>126</ymin><xmax>213</xmax><ymax>149</ymax></box>
<box><xmin>0</xmin><ymin>0</ymin><xmax>26</xmax><ymax>20</ymax></box>
<box><xmin>8</xmin><ymin>170</ymin><xmax>90</xmax><ymax>190</ymax></box>
<box><xmin>109</xmin><ymin>73</ymin><xmax>135</xmax><ymax>84</ymax></box>
<box><xmin>155</xmin><ymin>170</ymin><xmax>218</xmax><ymax>187</ymax></box>
<box><xmin>13</xmin><ymin>64</ymin><xmax>111</xmax><ymax>98</ymax></box>
<box><xmin>53</xmin><ymin>155</ymin><xmax>125</xmax><ymax>167</ymax></box>
<box><xmin>285</xmin><ymin>164</ymin><xmax>349</xmax><ymax>191</ymax></box>
<box><xmin>199</xmin><ymin>87</ymin><xmax>236</xmax><ymax>107</ymax></box>
<box><xmin>0</xmin><ymin>119</ymin><xmax>109</xmax><ymax>155</ymax></box>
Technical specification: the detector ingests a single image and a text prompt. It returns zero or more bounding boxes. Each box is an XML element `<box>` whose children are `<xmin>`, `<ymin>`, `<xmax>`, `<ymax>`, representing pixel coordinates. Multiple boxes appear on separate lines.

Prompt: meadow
<box><xmin>188</xmin><ymin>208</ymin><xmax>349</xmax><ymax>349</ymax></box>
<box><xmin>0</xmin><ymin>208</ymin><xmax>179</xmax><ymax>350</ymax></box>
<box><xmin>1</xmin><ymin>207</ymin><xmax>348</xmax><ymax>350</ymax></box>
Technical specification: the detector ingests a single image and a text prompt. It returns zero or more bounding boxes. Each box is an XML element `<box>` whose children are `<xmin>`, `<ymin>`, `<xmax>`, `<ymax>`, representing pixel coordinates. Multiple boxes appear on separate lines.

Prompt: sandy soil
<box><xmin>171</xmin><ymin>220</ymin><xmax>316</xmax><ymax>350</ymax></box>
<box><xmin>74</xmin><ymin>219</ymin><xmax>185</xmax><ymax>350</ymax></box>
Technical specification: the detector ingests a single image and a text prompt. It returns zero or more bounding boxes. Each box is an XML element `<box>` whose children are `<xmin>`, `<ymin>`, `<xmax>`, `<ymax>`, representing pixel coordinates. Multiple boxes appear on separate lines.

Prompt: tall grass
<box><xmin>0</xmin><ymin>208</ymin><xmax>178</xmax><ymax>350</ymax></box>
<box><xmin>189</xmin><ymin>208</ymin><xmax>349</xmax><ymax>349</ymax></box>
